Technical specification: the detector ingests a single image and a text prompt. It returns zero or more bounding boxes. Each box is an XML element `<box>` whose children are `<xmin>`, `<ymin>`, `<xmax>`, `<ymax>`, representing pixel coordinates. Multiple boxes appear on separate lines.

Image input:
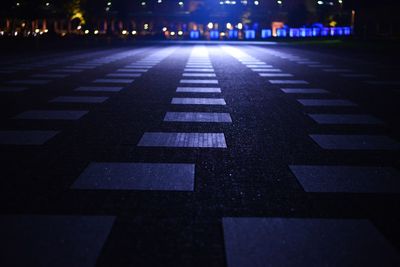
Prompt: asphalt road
<box><xmin>0</xmin><ymin>43</ymin><xmax>400</xmax><ymax>267</ymax></box>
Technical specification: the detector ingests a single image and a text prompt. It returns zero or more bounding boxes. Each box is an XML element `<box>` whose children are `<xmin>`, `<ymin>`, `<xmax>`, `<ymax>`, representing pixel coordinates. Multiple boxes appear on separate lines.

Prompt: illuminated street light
<box><xmin>317</xmin><ymin>1</ymin><xmax>323</xmax><ymax>4</ymax></box>
<box><xmin>94</xmin><ymin>30</ymin><xmax>99</xmax><ymax>35</ymax></box>
<box><xmin>226</xmin><ymin>23</ymin><xmax>232</xmax><ymax>29</ymax></box>
<box><xmin>237</xmin><ymin>23</ymin><xmax>243</xmax><ymax>30</ymax></box>
<box><xmin>158</xmin><ymin>0</ymin><xmax>162</xmax><ymax>3</ymax></box>
<box><xmin>277</xmin><ymin>0</ymin><xmax>282</xmax><ymax>5</ymax></box>
<box><xmin>254</xmin><ymin>1</ymin><xmax>259</xmax><ymax>5</ymax></box>
<box><xmin>162</xmin><ymin>27</ymin><xmax>167</xmax><ymax>32</ymax></box>
<box><xmin>35</xmin><ymin>29</ymin><xmax>40</xmax><ymax>33</ymax></box>
<box><xmin>107</xmin><ymin>2</ymin><xmax>112</xmax><ymax>6</ymax></box>
<box><xmin>207</xmin><ymin>22</ymin><xmax>213</xmax><ymax>29</ymax></box>
<box><xmin>178</xmin><ymin>1</ymin><xmax>184</xmax><ymax>6</ymax></box>
<box><xmin>16</xmin><ymin>2</ymin><xmax>20</xmax><ymax>7</ymax></box>
<box><xmin>141</xmin><ymin>2</ymin><xmax>146</xmax><ymax>6</ymax></box>
<box><xmin>170</xmin><ymin>31</ymin><xmax>176</xmax><ymax>36</ymax></box>
<box><xmin>45</xmin><ymin>2</ymin><xmax>50</xmax><ymax>6</ymax></box>
<box><xmin>122</xmin><ymin>30</ymin><xmax>128</xmax><ymax>35</ymax></box>
<box><xmin>77</xmin><ymin>25</ymin><xmax>82</xmax><ymax>30</ymax></box>
<box><xmin>144</xmin><ymin>23</ymin><xmax>149</xmax><ymax>30</ymax></box>
<box><xmin>84</xmin><ymin>30</ymin><xmax>89</xmax><ymax>34</ymax></box>
<box><xmin>178</xmin><ymin>30</ymin><xmax>183</xmax><ymax>35</ymax></box>
<box><xmin>132</xmin><ymin>30</ymin><xmax>137</xmax><ymax>35</ymax></box>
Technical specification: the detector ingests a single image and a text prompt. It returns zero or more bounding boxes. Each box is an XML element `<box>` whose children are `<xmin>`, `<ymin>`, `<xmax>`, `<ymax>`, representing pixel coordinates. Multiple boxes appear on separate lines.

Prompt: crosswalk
<box><xmin>0</xmin><ymin>45</ymin><xmax>399</xmax><ymax>266</ymax></box>
<box><xmin>219</xmin><ymin>44</ymin><xmax>400</xmax><ymax>266</ymax></box>
<box><xmin>138</xmin><ymin>45</ymin><xmax>229</xmax><ymax>153</ymax></box>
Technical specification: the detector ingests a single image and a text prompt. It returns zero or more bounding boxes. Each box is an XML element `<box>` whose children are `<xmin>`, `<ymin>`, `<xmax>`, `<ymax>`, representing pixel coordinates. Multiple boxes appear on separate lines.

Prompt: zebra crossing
<box><xmin>138</xmin><ymin>46</ymin><xmax>229</xmax><ymax>151</ymax></box>
<box><xmin>218</xmin><ymin>45</ymin><xmax>400</xmax><ymax>267</ymax></box>
<box><xmin>0</xmin><ymin>47</ymin><xmax>172</xmax><ymax>145</ymax></box>
<box><xmin>0</xmin><ymin>45</ymin><xmax>399</xmax><ymax>266</ymax></box>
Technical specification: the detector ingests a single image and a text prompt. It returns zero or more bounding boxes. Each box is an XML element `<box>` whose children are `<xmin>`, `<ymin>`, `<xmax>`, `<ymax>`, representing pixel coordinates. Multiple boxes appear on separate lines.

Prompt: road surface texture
<box><xmin>0</xmin><ymin>44</ymin><xmax>400</xmax><ymax>267</ymax></box>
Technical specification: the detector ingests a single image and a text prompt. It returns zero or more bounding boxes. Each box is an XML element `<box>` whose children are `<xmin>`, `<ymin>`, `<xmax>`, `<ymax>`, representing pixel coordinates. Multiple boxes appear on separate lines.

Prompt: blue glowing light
<box><xmin>210</xmin><ymin>30</ymin><xmax>219</xmax><ymax>39</ymax></box>
<box><xmin>333</xmin><ymin>27</ymin><xmax>344</xmax><ymax>36</ymax></box>
<box><xmin>261</xmin><ymin>29</ymin><xmax>271</xmax><ymax>38</ymax></box>
<box><xmin>245</xmin><ymin>30</ymin><xmax>255</xmax><ymax>39</ymax></box>
<box><xmin>276</xmin><ymin>28</ymin><xmax>287</xmax><ymax>37</ymax></box>
<box><xmin>300</xmin><ymin>28</ymin><xmax>312</xmax><ymax>37</ymax></box>
<box><xmin>321</xmin><ymin>27</ymin><xmax>330</xmax><ymax>36</ymax></box>
<box><xmin>228</xmin><ymin>29</ymin><xmax>238</xmax><ymax>39</ymax></box>
<box><xmin>343</xmin><ymin>27</ymin><xmax>351</xmax><ymax>35</ymax></box>
<box><xmin>312</xmin><ymin>28</ymin><xmax>321</xmax><ymax>37</ymax></box>
<box><xmin>289</xmin><ymin>28</ymin><xmax>300</xmax><ymax>37</ymax></box>
<box><xmin>190</xmin><ymin>30</ymin><xmax>200</xmax><ymax>39</ymax></box>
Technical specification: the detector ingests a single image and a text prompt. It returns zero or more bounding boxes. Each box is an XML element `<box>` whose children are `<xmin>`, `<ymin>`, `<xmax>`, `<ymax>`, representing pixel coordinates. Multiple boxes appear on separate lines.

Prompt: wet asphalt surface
<box><xmin>0</xmin><ymin>43</ymin><xmax>399</xmax><ymax>267</ymax></box>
